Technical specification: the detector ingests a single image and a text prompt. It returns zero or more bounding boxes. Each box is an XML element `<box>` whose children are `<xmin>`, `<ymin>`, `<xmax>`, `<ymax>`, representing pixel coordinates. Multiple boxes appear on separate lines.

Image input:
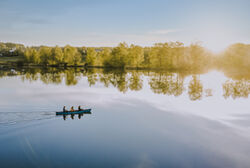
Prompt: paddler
<box><xmin>63</xmin><ymin>106</ymin><xmax>67</xmax><ymax>112</ymax></box>
<box><xmin>70</xmin><ymin>106</ymin><xmax>74</xmax><ymax>112</ymax></box>
<box><xmin>78</xmin><ymin>105</ymin><xmax>83</xmax><ymax>111</ymax></box>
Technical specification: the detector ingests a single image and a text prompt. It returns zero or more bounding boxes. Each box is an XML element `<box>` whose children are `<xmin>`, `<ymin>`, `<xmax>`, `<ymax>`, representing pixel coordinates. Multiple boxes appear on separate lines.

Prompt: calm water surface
<box><xmin>0</xmin><ymin>68</ymin><xmax>249</xmax><ymax>168</ymax></box>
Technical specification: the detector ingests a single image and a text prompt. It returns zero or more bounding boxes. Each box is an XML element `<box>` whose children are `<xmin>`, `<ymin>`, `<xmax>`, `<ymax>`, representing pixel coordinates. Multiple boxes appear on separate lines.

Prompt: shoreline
<box><xmin>1</xmin><ymin>61</ymin><xmax>249</xmax><ymax>75</ymax></box>
<box><xmin>0</xmin><ymin>62</ymin><xmax>208</xmax><ymax>72</ymax></box>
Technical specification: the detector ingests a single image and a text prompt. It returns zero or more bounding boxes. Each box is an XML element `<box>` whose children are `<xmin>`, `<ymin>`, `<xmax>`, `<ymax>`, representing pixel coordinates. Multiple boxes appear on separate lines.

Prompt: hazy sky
<box><xmin>0</xmin><ymin>0</ymin><xmax>249</xmax><ymax>51</ymax></box>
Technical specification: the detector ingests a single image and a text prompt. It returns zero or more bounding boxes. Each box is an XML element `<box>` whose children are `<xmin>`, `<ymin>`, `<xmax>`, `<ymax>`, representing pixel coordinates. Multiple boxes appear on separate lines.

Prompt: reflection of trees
<box><xmin>65</xmin><ymin>69</ymin><xmax>81</xmax><ymax>86</ymax></box>
<box><xmin>4</xmin><ymin>67</ymin><xmax>250</xmax><ymax>101</ymax></box>
<box><xmin>21</xmin><ymin>68</ymin><xmax>39</xmax><ymax>82</ymax></box>
<box><xmin>223</xmin><ymin>79</ymin><xmax>250</xmax><ymax>99</ymax></box>
<box><xmin>85</xmin><ymin>69</ymin><xmax>98</xmax><ymax>86</ymax></box>
<box><xmin>188</xmin><ymin>75</ymin><xmax>203</xmax><ymax>101</ymax></box>
<box><xmin>98</xmin><ymin>70</ymin><xmax>129</xmax><ymax>93</ymax></box>
<box><xmin>84</xmin><ymin>69</ymin><xmax>129</xmax><ymax>93</ymax></box>
<box><xmin>223</xmin><ymin>70</ymin><xmax>250</xmax><ymax>80</ymax></box>
<box><xmin>0</xmin><ymin>69</ymin><xmax>21</xmax><ymax>78</ymax></box>
<box><xmin>149</xmin><ymin>72</ymin><xmax>184</xmax><ymax>96</ymax></box>
<box><xmin>111</xmin><ymin>71</ymin><xmax>128</xmax><ymax>93</ymax></box>
<box><xmin>129</xmin><ymin>72</ymin><xmax>143</xmax><ymax>91</ymax></box>
<box><xmin>20</xmin><ymin>68</ymin><xmax>82</xmax><ymax>86</ymax></box>
<box><xmin>98</xmin><ymin>71</ymin><xmax>113</xmax><ymax>87</ymax></box>
<box><xmin>40</xmin><ymin>69</ymin><xmax>64</xmax><ymax>85</ymax></box>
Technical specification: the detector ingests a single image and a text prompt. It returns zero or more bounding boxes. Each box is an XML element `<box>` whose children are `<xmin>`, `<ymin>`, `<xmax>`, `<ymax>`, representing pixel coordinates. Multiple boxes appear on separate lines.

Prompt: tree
<box><xmin>52</xmin><ymin>46</ymin><xmax>64</xmax><ymax>65</ymax></box>
<box><xmin>222</xmin><ymin>43</ymin><xmax>250</xmax><ymax>70</ymax></box>
<box><xmin>149</xmin><ymin>43</ymin><xmax>170</xmax><ymax>69</ymax></box>
<box><xmin>100</xmin><ymin>48</ymin><xmax>112</xmax><ymax>66</ymax></box>
<box><xmin>39</xmin><ymin>46</ymin><xmax>52</xmax><ymax>65</ymax></box>
<box><xmin>73</xmin><ymin>52</ymin><xmax>82</xmax><ymax>65</ymax></box>
<box><xmin>169</xmin><ymin>42</ymin><xmax>184</xmax><ymax>69</ymax></box>
<box><xmin>86</xmin><ymin>48</ymin><xmax>97</xmax><ymax>66</ymax></box>
<box><xmin>189</xmin><ymin>43</ymin><xmax>206</xmax><ymax>70</ymax></box>
<box><xmin>110</xmin><ymin>42</ymin><xmax>129</xmax><ymax>68</ymax></box>
<box><xmin>128</xmin><ymin>45</ymin><xmax>144</xmax><ymax>67</ymax></box>
<box><xmin>63</xmin><ymin>45</ymin><xmax>78</xmax><ymax>65</ymax></box>
<box><xmin>0</xmin><ymin>43</ymin><xmax>7</xmax><ymax>54</ymax></box>
<box><xmin>24</xmin><ymin>47</ymin><xmax>40</xmax><ymax>63</ymax></box>
<box><xmin>24</xmin><ymin>47</ymin><xmax>33</xmax><ymax>62</ymax></box>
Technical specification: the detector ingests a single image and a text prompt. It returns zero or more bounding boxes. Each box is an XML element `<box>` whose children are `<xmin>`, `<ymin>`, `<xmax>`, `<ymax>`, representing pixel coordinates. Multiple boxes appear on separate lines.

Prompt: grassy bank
<box><xmin>0</xmin><ymin>56</ymin><xmax>24</xmax><ymax>64</ymax></box>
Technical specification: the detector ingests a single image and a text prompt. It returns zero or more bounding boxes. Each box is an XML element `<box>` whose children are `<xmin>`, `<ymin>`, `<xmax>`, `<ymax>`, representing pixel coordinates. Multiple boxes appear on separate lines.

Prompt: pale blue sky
<box><xmin>0</xmin><ymin>0</ymin><xmax>249</xmax><ymax>51</ymax></box>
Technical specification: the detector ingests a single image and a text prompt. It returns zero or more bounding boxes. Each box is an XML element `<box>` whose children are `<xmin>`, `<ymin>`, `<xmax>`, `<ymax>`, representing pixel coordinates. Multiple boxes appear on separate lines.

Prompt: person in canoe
<box><xmin>70</xmin><ymin>106</ymin><xmax>74</xmax><ymax>112</ymax></box>
<box><xmin>78</xmin><ymin>105</ymin><xmax>83</xmax><ymax>111</ymax></box>
<box><xmin>63</xmin><ymin>106</ymin><xmax>68</xmax><ymax>112</ymax></box>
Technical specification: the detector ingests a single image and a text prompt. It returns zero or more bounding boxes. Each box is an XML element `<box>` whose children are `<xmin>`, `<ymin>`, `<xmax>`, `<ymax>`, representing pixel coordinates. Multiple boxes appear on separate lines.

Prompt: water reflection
<box><xmin>0</xmin><ymin>68</ymin><xmax>250</xmax><ymax>168</ymax></box>
<box><xmin>149</xmin><ymin>72</ymin><xmax>185</xmax><ymax>97</ymax></box>
<box><xmin>0</xmin><ymin>67</ymin><xmax>249</xmax><ymax>100</ymax></box>
<box><xmin>223</xmin><ymin>79</ymin><xmax>250</xmax><ymax>99</ymax></box>
<box><xmin>61</xmin><ymin>112</ymin><xmax>91</xmax><ymax>121</ymax></box>
<box><xmin>188</xmin><ymin>75</ymin><xmax>203</xmax><ymax>101</ymax></box>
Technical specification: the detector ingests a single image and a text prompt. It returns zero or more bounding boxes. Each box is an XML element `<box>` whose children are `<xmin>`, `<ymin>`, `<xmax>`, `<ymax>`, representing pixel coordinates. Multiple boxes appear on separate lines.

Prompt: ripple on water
<box><xmin>0</xmin><ymin>111</ymin><xmax>55</xmax><ymax>126</ymax></box>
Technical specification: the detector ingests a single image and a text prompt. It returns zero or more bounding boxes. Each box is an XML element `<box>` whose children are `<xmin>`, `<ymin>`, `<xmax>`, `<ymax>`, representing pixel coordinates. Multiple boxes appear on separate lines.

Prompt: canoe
<box><xmin>56</xmin><ymin>109</ymin><xmax>91</xmax><ymax>115</ymax></box>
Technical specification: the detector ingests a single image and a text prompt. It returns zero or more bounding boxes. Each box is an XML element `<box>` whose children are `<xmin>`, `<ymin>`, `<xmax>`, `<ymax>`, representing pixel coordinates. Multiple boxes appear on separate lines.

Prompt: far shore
<box><xmin>0</xmin><ymin>59</ymin><xmax>199</xmax><ymax>72</ymax></box>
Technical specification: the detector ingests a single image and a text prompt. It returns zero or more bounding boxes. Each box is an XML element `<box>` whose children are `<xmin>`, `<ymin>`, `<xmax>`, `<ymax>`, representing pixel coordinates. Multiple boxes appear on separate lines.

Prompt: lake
<box><xmin>0</xmin><ymin>68</ymin><xmax>250</xmax><ymax>168</ymax></box>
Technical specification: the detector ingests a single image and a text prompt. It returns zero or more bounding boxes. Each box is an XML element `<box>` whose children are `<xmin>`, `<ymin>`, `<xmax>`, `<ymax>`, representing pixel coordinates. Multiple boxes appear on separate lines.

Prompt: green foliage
<box><xmin>73</xmin><ymin>52</ymin><xmax>82</xmax><ymax>65</ymax></box>
<box><xmin>0</xmin><ymin>42</ymin><xmax>25</xmax><ymax>57</ymax></box>
<box><xmin>39</xmin><ymin>46</ymin><xmax>52</xmax><ymax>65</ymax></box>
<box><xmin>147</xmin><ymin>42</ymin><xmax>197</xmax><ymax>69</ymax></box>
<box><xmin>24</xmin><ymin>47</ymin><xmax>39</xmax><ymax>63</ymax></box>
<box><xmin>86</xmin><ymin>48</ymin><xmax>97</xmax><ymax>65</ymax></box>
<box><xmin>2</xmin><ymin>41</ymin><xmax>249</xmax><ymax>71</ymax></box>
<box><xmin>63</xmin><ymin>45</ymin><xmax>78</xmax><ymax>65</ymax></box>
<box><xmin>52</xmin><ymin>46</ymin><xmax>64</xmax><ymax>64</ymax></box>
<box><xmin>100</xmin><ymin>48</ymin><xmax>112</xmax><ymax>66</ymax></box>
<box><xmin>127</xmin><ymin>45</ymin><xmax>144</xmax><ymax>67</ymax></box>
<box><xmin>149</xmin><ymin>43</ymin><xmax>170</xmax><ymax>68</ymax></box>
<box><xmin>23</xmin><ymin>45</ymin><xmax>83</xmax><ymax>66</ymax></box>
<box><xmin>110</xmin><ymin>42</ymin><xmax>129</xmax><ymax>68</ymax></box>
<box><xmin>20</xmin><ymin>42</ymin><xmax>209</xmax><ymax>69</ymax></box>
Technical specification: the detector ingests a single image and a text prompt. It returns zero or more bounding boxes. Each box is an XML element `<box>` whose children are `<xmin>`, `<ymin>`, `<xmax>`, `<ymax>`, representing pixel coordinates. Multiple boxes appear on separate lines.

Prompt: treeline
<box><xmin>24</xmin><ymin>45</ymin><xmax>85</xmax><ymax>66</ymax></box>
<box><xmin>1</xmin><ymin>42</ymin><xmax>250</xmax><ymax>71</ymax></box>
<box><xmin>0</xmin><ymin>42</ymin><xmax>25</xmax><ymax>56</ymax></box>
<box><xmin>217</xmin><ymin>43</ymin><xmax>250</xmax><ymax>71</ymax></box>
<box><xmin>0</xmin><ymin>42</ymin><xmax>212</xmax><ymax>70</ymax></box>
<box><xmin>85</xmin><ymin>42</ymin><xmax>212</xmax><ymax>70</ymax></box>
